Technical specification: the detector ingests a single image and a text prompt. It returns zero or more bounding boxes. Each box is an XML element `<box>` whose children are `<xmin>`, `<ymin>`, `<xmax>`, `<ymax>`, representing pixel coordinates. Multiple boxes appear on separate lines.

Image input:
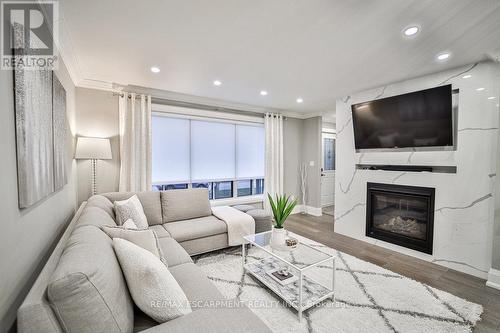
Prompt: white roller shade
<box><xmin>152</xmin><ymin>116</ymin><xmax>190</xmax><ymax>183</ymax></box>
<box><xmin>236</xmin><ymin>125</ymin><xmax>265</xmax><ymax>178</ymax></box>
<box><xmin>191</xmin><ymin>120</ymin><xmax>235</xmax><ymax>181</ymax></box>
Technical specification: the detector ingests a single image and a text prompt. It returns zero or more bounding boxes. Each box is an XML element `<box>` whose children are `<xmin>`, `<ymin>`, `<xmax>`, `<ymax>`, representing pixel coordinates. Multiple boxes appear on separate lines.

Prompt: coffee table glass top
<box><xmin>244</xmin><ymin>230</ymin><xmax>333</xmax><ymax>270</ymax></box>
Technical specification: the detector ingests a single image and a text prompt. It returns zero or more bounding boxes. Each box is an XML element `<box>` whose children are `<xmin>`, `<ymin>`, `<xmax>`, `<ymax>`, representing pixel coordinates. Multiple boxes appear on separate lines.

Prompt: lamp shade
<box><xmin>75</xmin><ymin>137</ymin><xmax>112</xmax><ymax>160</ymax></box>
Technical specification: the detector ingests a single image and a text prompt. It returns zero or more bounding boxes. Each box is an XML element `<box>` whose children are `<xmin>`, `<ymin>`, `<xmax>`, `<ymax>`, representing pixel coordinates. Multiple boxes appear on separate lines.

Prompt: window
<box><xmin>152</xmin><ymin>115</ymin><xmax>265</xmax><ymax>200</ymax></box>
<box><xmin>213</xmin><ymin>181</ymin><xmax>233</xmax><ymax>199</ymax></box>
<box><xmin>192</xmin><ymin>182</ymin><xmax>213</xmax><ymax>199</ymax></box>
<box><xmin>153</xmin><ymin>183</ymin><xmax>189</xmax><ymax>191</ymax></box>
<box><xmin>237</xmin><ymin>180</ymin><xmax>252</xmax><ymax>196</ymax></box>
<box><xmin>253</xmin><ymin>179</ymin><xmax>265</xmax><ymax>195</ymax></box>
<box><xmin>152</xmin><ymin>117</ymin><xmax>190</xmax><ymax>183</ymax></box>
<box><xmin>323</xmin><ymin>137</ymin><xmax>335</xmax><ymax>171</ymax></box>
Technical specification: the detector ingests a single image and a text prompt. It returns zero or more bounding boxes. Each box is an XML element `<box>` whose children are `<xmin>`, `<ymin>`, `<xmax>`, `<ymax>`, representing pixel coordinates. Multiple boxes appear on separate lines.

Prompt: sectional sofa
<box><xmin>17</xmin><ymin>189</ymin><xmax>271</xmax><ymax>333</ymax></box>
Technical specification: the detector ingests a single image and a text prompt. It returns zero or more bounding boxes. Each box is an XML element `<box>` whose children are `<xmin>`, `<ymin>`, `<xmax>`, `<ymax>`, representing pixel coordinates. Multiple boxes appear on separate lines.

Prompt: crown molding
<box><xmin>78</xmin><ymin>78</ymin><xmax>117</xmax><ymax>91</ymax></box>
<box><xmin>123</xmin><ymin>84</ymin><xmax>308</xmax><ymax>119</ymax></box>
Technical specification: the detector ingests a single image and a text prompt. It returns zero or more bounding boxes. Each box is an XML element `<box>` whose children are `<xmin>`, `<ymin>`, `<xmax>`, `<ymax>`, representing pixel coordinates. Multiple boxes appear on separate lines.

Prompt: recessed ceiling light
<box><xmin>150</xmin><ymin>66</ymin><xmax>160</xmax><ymax>73</ymax></box>
<box><xmin>476</xmin><ymin>87</ymin><xmax>485</xmax><ymax>91</ymax></box>
<box><xmin>488</xmin><ymin>96</ymin><xmax>496</xmax><ymax>100</ymax></box>
<box><xmin>296</xmin><ymin>98</ymin><xmax>303</xmax><ymax>103</ymax></box>
<box><xmin>436</xmin><ymin>52</ymin><xmax>451</xmax><ymax>61</ymax></box>
<box><xmin>403</xmin><ymin>26</ymin><xmax>419</xmax><ymax>37</ymax></box>
<box><xmin>260</xmin><ymin>90</ymin><xmax>268</xmax><ymax>96</ymax></box>
<box><xmin>213</xmin><ymin>80</ymin><xmax>222</xmax><ymax>86</ymax></box>
<box><xmin>462</xmin><ymin>74</ymin><xmax>472</xmax><ymax>79</ymax></box>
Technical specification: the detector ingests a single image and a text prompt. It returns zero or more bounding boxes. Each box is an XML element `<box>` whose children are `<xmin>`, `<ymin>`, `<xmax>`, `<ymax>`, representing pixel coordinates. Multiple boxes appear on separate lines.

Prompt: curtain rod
<box><xmin>112</xmin><ymin>92</ymin><xmax>287</xmax><ymax>119</ymax></box>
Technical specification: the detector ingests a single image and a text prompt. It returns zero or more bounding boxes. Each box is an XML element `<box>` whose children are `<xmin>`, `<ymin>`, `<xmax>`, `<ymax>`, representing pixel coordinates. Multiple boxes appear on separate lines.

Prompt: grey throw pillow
<box><xmin>113</xmin><ymin>238</ymin><xmax>192</xmax><ymax>323</ymax></box>
<box><xmin>101</xmin><ymin>226</ymin><xmax>166</xmax><ymax>266</ymax></box>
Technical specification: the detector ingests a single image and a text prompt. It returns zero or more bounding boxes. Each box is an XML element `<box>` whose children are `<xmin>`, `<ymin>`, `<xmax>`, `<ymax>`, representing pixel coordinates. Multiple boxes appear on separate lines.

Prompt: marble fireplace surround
<box><xmin>334</xmin><ymin>62</ymin><xmax>500</xmax><ymax>279</ymax></box>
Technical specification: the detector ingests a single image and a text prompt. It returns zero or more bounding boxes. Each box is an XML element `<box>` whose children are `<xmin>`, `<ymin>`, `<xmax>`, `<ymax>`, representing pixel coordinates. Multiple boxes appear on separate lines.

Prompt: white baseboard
<box><xmin>291</xmin><ymin>205</ymin><xmax>322</xmax><ymax>216</ymax></box>
<box><xmin>486</xmin><ymin>268</ymin><xmax>500</xmax><ymax>290</ymax></box>
<box><xmin>291</xmin><ymin>205</ymin><xmax>304</xmax><ymax>215</ymax></box>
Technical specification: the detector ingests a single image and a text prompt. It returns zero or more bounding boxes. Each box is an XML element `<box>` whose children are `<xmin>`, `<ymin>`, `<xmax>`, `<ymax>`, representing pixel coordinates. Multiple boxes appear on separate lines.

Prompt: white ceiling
<box><xmin>59</xmin><ymin>0</ymin><xmax>500</xmax><ymax>115</ymax></box>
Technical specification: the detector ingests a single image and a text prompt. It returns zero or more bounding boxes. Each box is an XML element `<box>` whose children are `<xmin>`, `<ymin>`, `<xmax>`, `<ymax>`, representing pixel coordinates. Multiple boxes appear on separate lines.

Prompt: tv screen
<box><xmin>351</xmin><ymin>85</ymin><xmax>453</xmax><ymax>150</ymax></box>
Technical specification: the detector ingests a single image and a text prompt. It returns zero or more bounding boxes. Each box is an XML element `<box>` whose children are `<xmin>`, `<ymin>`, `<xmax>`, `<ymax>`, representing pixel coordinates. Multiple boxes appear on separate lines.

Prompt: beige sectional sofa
<box><xmin>18</xmin><ymin>188</ymin><xmax>271</xmax><ymax>333</ymax></box>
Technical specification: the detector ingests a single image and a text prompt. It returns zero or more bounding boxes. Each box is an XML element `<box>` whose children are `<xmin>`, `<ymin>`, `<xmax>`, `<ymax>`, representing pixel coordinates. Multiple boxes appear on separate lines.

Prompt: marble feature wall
<box><xmin>335</xmin><ymin>62</ymin><xmax>500</xmax><ymax>279</ymax></box>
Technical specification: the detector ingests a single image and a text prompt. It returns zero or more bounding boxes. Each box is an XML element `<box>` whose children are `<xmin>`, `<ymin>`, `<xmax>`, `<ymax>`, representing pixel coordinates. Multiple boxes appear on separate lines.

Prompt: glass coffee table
<box><xmin>242</xmin><ymin>230</ymin><xmax>335</xmax><ymax>322</ymax></box>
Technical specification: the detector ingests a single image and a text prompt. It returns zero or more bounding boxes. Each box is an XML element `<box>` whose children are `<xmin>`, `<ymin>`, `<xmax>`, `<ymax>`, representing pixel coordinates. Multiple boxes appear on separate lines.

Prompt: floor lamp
<box><xmin>75</xmin><ymin>137</ymin><xmax>112</xmax><ymax>196</ymax></box>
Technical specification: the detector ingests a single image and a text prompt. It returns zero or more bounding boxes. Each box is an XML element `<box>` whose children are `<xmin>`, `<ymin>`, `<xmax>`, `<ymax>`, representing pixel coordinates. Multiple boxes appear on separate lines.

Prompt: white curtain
<box><xmin>118</xmin><ymin>93</ymin><xmax>152</xmax><ymax>192</ymax></box>
<box><xmin>264</xmin><ymin>112</ymin><xmax>284</xmax><ymax>214</ymax></box>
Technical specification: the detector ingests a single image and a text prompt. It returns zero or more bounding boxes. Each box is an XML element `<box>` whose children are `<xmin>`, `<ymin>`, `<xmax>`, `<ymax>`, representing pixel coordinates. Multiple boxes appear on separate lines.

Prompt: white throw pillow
<box><xmin>113</xmin><ymin>238</ymin><xmax>192</xmax><ymax>322</ymax></box>
<box><xmin>122</xmin><ymin>219</ymin><xmax>138</xmax><ymax>229</ymax></box>
<box><xmin>114</xmin><ymin>195</ymin><xmax>148</xmax><ymax>229</ymax></box>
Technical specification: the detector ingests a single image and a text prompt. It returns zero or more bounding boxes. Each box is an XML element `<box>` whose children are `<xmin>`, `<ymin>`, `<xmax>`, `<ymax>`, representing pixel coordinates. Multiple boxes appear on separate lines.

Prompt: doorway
<box><xmin>321</xmin><ymin>131</ymin><xmax>335</xmax><ymax>215</ymax></box>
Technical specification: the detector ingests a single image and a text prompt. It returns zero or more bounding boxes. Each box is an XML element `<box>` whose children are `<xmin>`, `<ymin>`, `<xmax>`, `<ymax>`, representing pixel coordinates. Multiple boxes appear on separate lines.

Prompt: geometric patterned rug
<box><xmin>194</xmin><ymin>233</ymin><xmax>483</xmax><ymax>333</ymax></box>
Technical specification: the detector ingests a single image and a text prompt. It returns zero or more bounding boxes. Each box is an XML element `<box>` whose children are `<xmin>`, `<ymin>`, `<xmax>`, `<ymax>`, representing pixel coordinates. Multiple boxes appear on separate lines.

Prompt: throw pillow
<box><xmin>114</xmin><ymin>195</ymin><xmax>148</xmax><ymax>229</ymax></box>
<box><xmin>112</xmin><ymin>238</ymin><xmax>192</xmax><ymax>323</ymax></box>
<box><xmin>101</xmin><ymin>226</ymin><xmax>166</xmax><ymax>265</ymax></box>
<box><xmin>122</xmin><ymin>219</ymin><xmax>138</xmax><ymax>230</ymax></box>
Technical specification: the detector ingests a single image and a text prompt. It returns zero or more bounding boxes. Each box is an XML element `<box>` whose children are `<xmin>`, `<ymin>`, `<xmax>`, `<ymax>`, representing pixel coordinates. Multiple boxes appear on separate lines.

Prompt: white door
<box><xmin>321</xmin><ymin>132</ymin><xmax>335</xmax><ymax>207</ymax></box>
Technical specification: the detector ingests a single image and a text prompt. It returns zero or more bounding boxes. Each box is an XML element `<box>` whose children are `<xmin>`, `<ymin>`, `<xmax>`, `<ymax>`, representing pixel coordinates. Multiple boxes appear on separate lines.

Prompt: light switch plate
<box><xmin>309</xmin><ymin>161</ymin><xmax>315</xmax><ymax>166</ymax></box>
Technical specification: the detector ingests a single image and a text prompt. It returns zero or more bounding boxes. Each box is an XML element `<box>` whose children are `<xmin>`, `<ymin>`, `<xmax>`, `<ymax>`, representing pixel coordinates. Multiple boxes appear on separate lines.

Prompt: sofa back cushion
<box><xmin>86</xmin><ymin>195</ymin><xmax>115</xmax><ymax>219</ymax></box>
<box><xmin>47</xmin><ymin>225</ymin><xmax>134</xmax><ymax>333</ymax></box>
<box><xmin>161</xmin><ymin>188</ymin><xmax>212</xmax><ymax>223</ymax></box>
<box><xmin>76</xmin><ymin>205</ymin><xmax>117</xmax><ymax>229</ymax></box>
<box><xmin>102</xmin><ymin>191</ymin><xmax>163</xmax><ymax>226</ymax></box>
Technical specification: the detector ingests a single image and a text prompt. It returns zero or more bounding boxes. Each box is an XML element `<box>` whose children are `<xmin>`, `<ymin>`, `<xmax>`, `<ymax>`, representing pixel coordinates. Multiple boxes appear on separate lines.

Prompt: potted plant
<box><xmin>268</xmin><ymin>193</ymin><xmax>298</xmax><ymax>245</ymax></box>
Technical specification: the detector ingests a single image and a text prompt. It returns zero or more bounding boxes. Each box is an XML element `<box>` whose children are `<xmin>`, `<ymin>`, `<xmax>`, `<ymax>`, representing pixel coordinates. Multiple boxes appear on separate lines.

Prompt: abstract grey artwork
<box><xmin>13</xmin><ymin>23</ymin><xmax>68</xmax><ymax>208</ymax></box>
<box><xmin>52</xmin><ymin>73</ymin><xmax>67</xmax><ymax>190</ymax></box>
<box><xmin>14</xmin><ymin>63</ymin><xmax>54</xmax><ymax>208</ymax></box>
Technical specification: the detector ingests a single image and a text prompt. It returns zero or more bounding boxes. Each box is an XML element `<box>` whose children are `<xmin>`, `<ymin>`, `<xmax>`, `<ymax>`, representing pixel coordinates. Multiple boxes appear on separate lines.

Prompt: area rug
<box><xmin>194</xmin><ymin>234</ymin><xmax>483</xmax><ymax>333</ymax></box>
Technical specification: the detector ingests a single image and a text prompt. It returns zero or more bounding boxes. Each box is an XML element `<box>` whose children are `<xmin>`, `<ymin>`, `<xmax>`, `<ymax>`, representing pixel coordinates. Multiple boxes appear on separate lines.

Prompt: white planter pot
<box><xmin>271</xmin><ymin>227</ymin><xmax>286</xmax><ymax>245</ymax></box>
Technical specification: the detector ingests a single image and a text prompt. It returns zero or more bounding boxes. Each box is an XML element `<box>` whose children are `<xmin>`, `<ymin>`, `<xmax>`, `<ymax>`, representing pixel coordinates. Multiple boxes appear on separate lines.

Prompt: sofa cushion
<box><xmin>87</xmin><ymin>195</ymin><xmax>115</xmax><ymax>219</ymax></box>
<box><xmin>102</xmin><ymin>192</ymin><xmax>163</xmax><ymax>226</ymax></box>
<box><xmin>179</xmin><ymin>234</ymin><xmax>228</xmax><ymax>256</ymax></box>
<box><xmin>47</xmin><ymin>226</ymin><xmax>134</xmax><ymax>333</ymax></box>
<box><xmin>76</xmin><ymin>206</ymin><xmax>117</xmax><ymax>229</ymax></box>
<box><xmin>149</xmin><ymin>224</ymin><xmax>171</xmax><ymax>239</ymax></box>
<box><xmin>161</xmin><ymin>189</ymin><xmax>212</xmax><ymax>223</ymax></box>
<box><xmin>168</xmin><ymin>263</ymin><xmax>225</xmax><ymax>307</ymax></box>
<box><xmin>163</xmin><ymin>216</ymin><xmax>227</xmax><ymax>242</ymax></box>
<box><xmin>157</xmin><ymin>237</ymin><xmax>193</xmax><ymax>267</ymax></box>
<box><xmin>139</xmin><ymin>307</ymin><xmax>272</xmax><ymax>333</ymax></box>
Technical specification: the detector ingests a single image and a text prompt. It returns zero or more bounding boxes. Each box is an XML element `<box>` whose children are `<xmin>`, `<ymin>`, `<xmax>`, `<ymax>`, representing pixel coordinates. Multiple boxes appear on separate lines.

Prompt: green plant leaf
<box><xmin>267</xmin><ymin>193</ymin><xmax>297</xmax><ymax>228</ymax></box>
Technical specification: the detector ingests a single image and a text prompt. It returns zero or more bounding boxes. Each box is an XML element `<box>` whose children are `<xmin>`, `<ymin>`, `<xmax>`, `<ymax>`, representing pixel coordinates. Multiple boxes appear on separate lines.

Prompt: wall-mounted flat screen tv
<box><xmin>351</xmin><ymin>85</ymin><xmax>453</xmax><ymax>151</ymax></box>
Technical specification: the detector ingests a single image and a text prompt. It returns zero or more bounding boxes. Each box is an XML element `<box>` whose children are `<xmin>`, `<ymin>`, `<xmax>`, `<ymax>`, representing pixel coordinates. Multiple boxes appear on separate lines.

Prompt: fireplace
<box><xmin>366</xmin><ymin>182</ymin><xmax>435</xmax><ymax>254</ymax></box>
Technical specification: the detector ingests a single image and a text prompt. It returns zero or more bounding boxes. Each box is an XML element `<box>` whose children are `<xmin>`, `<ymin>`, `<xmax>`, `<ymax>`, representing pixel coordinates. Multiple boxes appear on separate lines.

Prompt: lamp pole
<box><xmin>91</xmin><ymin>158</ymin><xmax>97</xmax><ymax>196</ymax></box>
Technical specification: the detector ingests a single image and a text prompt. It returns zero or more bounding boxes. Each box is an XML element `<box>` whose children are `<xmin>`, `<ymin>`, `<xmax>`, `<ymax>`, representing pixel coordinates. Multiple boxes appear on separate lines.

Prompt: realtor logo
<box><xmin>1</xmin><ymin>1</ymin><xmax>58</xmax><ymax>70</ymax></box>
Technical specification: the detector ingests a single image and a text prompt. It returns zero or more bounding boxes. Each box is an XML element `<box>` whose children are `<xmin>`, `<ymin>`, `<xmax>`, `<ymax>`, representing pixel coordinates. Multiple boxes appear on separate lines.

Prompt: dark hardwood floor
<box><xmin>285</xmin><ymin>212</ymin><xmax>500</xmax><ymax>332</ymax></box>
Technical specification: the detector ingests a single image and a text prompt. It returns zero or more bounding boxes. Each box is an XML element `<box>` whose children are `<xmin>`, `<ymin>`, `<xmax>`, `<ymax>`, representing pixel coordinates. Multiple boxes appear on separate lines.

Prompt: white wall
<box><xmin>283</xmin><ymin>117</ymin><xmax>303</xmax><ymax>201</ymax></box>
<box><xmin>0</xmin><ymin>59</ymin><xmax>77</xmax><ymax>332</ymax></box>
<box><xmin>75</xmin><ymin>88</ymin><xmax>120</xmax><ymax>204</ymax></box>
<box><xmin>302</xmin><ymin>117</ymin><xmax>322</xmax><ymax>209</ymax></box>
<box><xmin>335</xmin><ymin>62</ymin><xmax>500</xmax><ymax>279</ymax></box>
